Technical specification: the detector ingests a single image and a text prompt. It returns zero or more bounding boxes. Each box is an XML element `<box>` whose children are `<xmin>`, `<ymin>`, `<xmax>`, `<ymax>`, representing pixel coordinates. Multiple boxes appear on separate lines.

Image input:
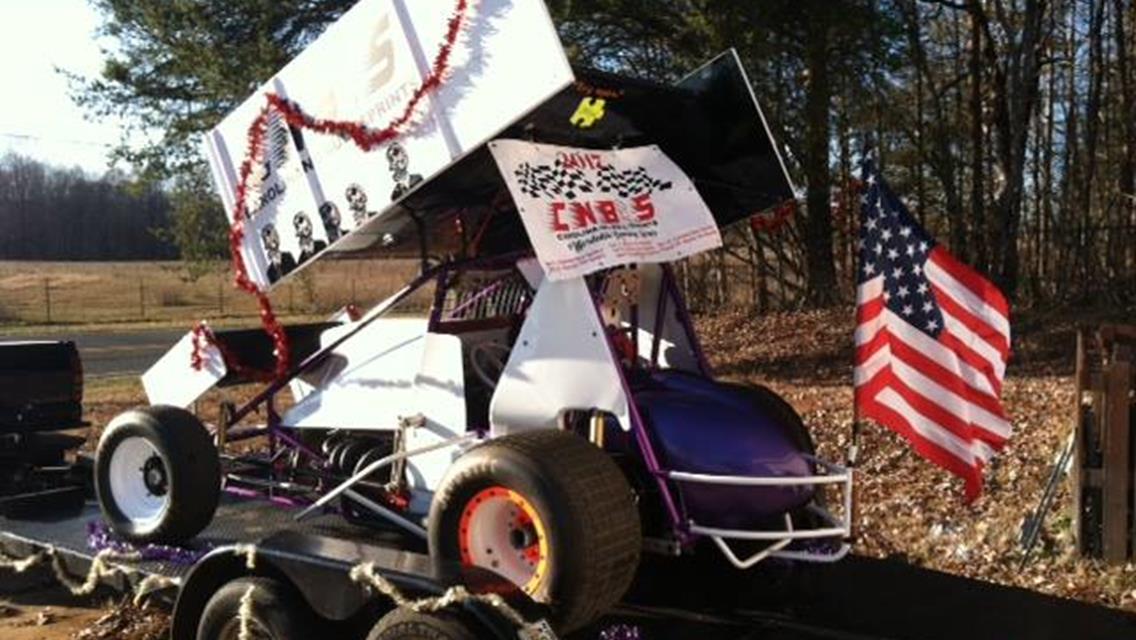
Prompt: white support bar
<box><xmin>689</xmin><ymin>522</ymin><xmax>848</xmax><ymax>541</ymax></box>
<box><xmin>672</xmin><ymin>458</ymin><xmax>855</xmax><ymax>568</ymax></box>
<box><xmin>769</xmin><ymin>544</ymin><xmax>852</xmax><ymax>563</ymax></box>
<box><xmin>667</xmin><ymin>470</ymin><xmax>848</xmax><ymax>487</ymax></box>
<box><xmin>711</xmin><ymin>534</ymin><xmax>793</xmax><ymax>569</ymax></box>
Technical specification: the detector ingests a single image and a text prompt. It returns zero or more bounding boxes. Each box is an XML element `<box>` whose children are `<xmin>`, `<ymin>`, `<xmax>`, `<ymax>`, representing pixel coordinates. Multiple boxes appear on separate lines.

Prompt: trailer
<box><xmin>0</xmin><ymin>491</ymin><xmax>881</xmax><ymax>640</ymax></box>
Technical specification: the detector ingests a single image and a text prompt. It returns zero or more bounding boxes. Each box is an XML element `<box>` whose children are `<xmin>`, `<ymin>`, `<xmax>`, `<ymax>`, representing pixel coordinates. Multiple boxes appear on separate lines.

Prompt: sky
<box><xmin>0</xmin><ymin>0</ymin><xmax>123</xmax><ymax>174</ymax></box>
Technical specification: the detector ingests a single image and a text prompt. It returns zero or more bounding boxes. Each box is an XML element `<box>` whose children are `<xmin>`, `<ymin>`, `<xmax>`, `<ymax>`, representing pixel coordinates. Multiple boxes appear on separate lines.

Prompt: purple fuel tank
<box><xmin>633</xmin><ymin>371</ymin><xmax>815</xmax><ymax>529</ymax></box>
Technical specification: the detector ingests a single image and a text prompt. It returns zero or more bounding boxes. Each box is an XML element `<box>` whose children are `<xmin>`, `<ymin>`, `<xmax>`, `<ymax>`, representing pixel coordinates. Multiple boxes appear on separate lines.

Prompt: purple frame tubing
<box><xmin>223</xmin><ymin>485</ymin><xmax>312</xmax><ymax>509</ymax></box>
<box><xmin>439</xmin><ymin>272</ymin><xmax>510</xmax><ymax>321</ymax></box>
<box><xmin>587</xmin><ymin>282</ymin><xmax>689</xmax><ymax>542</ymax></box>
<box><xmin>592</xmin><ymin>264</ymin><xmax>717</xmax><ymax>543</ymax></box>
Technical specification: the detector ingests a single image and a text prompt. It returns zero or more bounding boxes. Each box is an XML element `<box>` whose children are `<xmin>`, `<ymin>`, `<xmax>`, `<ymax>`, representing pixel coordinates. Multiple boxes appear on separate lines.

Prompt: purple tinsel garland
<box><xmin>87</xmin><ymin>521</ymin><xmax>209</xmax><ymax>566</ymax></box>
<box><xmin>598</xmin><ymin>624</ymin><xmax>642</xmax><ymax>640</ymax></box>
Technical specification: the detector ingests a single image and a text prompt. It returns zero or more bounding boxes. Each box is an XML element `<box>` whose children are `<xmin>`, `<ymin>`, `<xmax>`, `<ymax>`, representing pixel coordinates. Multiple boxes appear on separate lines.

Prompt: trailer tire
<box><xmin>196</xmin><ymin>577</ymin><xmax>314</xmax><ymax>640</ymax></box>
<box><xmin>95</xmin><ymin>405</ymin><xmax>219</xmax><ymax>544</ymax></box>
<box><xmin>366</xmin><ymin>608</ymin><xmax>476</xmax><ymax>640</ymax></box>
<box><xmin>428</xmin><ymin>429</ymin><xmax>640</xmax><ymax>633</ymax></box>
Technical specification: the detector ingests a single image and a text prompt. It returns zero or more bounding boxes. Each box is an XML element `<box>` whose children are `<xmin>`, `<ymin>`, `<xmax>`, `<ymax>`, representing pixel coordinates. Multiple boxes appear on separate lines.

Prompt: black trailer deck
<box><xmin>3</xmin><ymin>497</ymin><xmax>1136</xmax><ymax>640</ymax></box>
<box><xmin>0</xmin><ymin>496</ymin><xmax>402</xmax><ymax>598</ymax></box>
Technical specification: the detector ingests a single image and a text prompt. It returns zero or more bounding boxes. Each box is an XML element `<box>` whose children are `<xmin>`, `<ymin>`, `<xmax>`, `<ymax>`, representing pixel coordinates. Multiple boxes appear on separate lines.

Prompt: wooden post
<box><xmin>1102</xmin><ymin>355</ymin><xmax>1131</xmax><ymax>563</ymax></box>
<box><xmin>1117</xmin><ymin>345</ymin><xmax>1135</xmax><ymax>561</ymax></box>
<box><xmin>1073</xmin><ymin>329</ymin><xmax>1087</xmax><ymax>554</ymax></box>
<box><xmin>1075</xmin><ymin>325</ymin><xmax>1136</xmax><ymax>562</ymax></box>
<box><xmin>43</xmin><ymin>278</ymin><xmax>51</xmax><ymax>324</ymax></box>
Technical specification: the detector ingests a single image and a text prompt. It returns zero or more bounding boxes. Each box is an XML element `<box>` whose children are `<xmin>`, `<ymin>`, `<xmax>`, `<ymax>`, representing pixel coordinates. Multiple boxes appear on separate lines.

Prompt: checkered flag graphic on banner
<box><xmin>595</xmin><ymin>165</ymin><xmax>672</xmax><ymax>198</ymax></box>
<box><xmin>514</xmin><ymin>159</ymin><xmax>673</xmax><ymax>201</ymax></box>
<box><xmin>514</xmin><ymin>158</ymin><xmax>595</xmax><ymax>200</ymax></box>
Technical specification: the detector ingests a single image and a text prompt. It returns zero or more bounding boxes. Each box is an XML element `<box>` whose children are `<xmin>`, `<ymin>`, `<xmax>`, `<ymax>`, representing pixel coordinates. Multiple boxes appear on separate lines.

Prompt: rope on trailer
<box><xmin>131</xmin><ymin>573</ymin><xmax>182</xmax><ymax>606</ymax></box>
<box><xmin>0</xmin><ymin>548</ymin><xmax>50</xmax><ymax>572</ymax></box>
<box><xmin>0</xmin><ymin>544</ymin><xmax>182</xmax><ymax>602</ymax></box>
<box><xmin>51</xmin><ymin>548</ymin><xmax>138</xmax><ymax>595</ymax></box>
<box><xmin>238</xmin><ymin>583</ymin><xmax>258</xmax><ymax>640</ymax></box>
<box><xmin>232</xmin><ymin>543</ymin><xmax>258</xmax><ymax>570</ymax></box>
<box><xmin>349</xmin><ymin>562</ymin><xmax>557</xmax><ymax>639</ymax></box>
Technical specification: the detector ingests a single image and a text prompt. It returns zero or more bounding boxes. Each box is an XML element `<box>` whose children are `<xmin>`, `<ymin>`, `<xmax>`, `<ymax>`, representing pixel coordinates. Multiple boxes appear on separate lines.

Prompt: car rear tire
<box><xmin>366</xmin><ymin>608</ymin><xmax>477</xmax><ymax>640</ymax></box>
<box><xmin>428</xmin><ymin>429</ymin><xmax>640</xmax><ymax>633</ymax></box>
<box><xmin>95</xmin><ymin>405</ymin><xmax>219</xmax><ymax>544</ymax></box>
<box><xmin>197</xmin><ymin>577</ymin><xmax>314</xmax><ymax>640</ymax></box>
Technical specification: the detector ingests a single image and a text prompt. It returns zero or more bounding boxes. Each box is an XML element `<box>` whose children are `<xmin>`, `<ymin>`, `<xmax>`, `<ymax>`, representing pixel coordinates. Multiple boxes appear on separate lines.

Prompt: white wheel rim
<box><xmin>108</xmin><ymin>436</ymin><xmax>169</xmax><ymax>528</ymax></box>
<box><xmin>459</xmin><ymin>487</ymin><xmax>549</xmax><ymax>594</ymax></box>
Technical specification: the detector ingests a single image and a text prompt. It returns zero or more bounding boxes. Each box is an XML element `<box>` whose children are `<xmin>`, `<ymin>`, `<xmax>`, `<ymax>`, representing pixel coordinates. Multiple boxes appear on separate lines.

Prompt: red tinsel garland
<box><xmin>190</xmin><ymin>321</ymin><xmax>274</xmax><ymax>382</ymax></box>
<box><xmin>194</xmin><ymin>0</ymin><xmax>472</xmax><ymax>380</ymax></box>
<box><xmin>750</xmin><ymin>199</ymin><xmax>797</xmax><ymax>234</ymax></box>
<box><xmin>265</xmin><ymin>0</ymin><xmax>469</xmax><ymax>151</ymax></box>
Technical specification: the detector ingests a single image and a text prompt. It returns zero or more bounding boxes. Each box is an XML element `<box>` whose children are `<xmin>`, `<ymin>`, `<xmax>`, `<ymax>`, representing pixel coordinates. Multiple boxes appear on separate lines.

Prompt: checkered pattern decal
<box><xmin>514</xmin><ymin>158</ymin><xmax>673</xmax><ymax>201</ymax></box>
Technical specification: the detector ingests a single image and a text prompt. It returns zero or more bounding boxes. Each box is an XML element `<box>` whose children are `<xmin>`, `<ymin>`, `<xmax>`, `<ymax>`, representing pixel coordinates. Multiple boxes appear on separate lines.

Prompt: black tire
<box><xmin>197</xmin><ymin>577</ymin><xmax>315</xmax><ymax>640</ymax></box>
<box><xmin>366</xmin><ymin>608</ymin><xmax>477</xmax><ymax>640</ymax></box>
<box><xmin>95</xmin><ymin>405</ymin><xmax>220</xmax><ymax>544</ymax></box>
<box><xmin>428</xmin><ymin>429</ymin><xmax>640</xmax><ymax>633</ymax></box>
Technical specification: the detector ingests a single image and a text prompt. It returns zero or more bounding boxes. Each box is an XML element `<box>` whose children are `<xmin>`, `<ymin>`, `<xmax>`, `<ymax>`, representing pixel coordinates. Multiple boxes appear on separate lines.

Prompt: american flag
<box><xmin>854</xmin><ymin>161</ymin><xmax>1012</xmax><ymax>501</ymax></box>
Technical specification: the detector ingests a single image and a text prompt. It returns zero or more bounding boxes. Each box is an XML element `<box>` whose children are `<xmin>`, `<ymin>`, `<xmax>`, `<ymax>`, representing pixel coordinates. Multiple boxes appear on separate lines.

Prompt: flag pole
<box><xmin>845</xmin><ymin>152</ymin><xmax>871</xmax><ymax>543</ymax></box>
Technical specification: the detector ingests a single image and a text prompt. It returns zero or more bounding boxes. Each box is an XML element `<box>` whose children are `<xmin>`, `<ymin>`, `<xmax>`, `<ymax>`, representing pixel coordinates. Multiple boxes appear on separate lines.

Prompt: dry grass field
<box><xmin>0</xmin><ymin>259</ymin><xmax>421</xmax><ymax>329</ymax></box>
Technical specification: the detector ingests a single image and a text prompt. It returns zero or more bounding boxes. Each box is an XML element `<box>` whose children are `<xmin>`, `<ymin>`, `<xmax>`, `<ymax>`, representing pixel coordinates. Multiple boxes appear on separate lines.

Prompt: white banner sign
<box><xmin>203</xmin><ymin>0</ymin><xmax>573</xmax><ymax>289</ymax></box>
<box><xmin>488</xmin><ymin>141</ymin><xmax>722</xmax><ymax>280</ymax></box>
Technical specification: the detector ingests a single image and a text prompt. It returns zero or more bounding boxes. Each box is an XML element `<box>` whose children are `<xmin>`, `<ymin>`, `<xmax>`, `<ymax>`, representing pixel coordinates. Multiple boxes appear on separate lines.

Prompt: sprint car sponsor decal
<box><xmin>489</xmin><ymin>140</ymin><xmax>722</xmax><ymax>281</ymax></box>
<box><xmin>569</xmin><ymin>96</ymin><xmax>607</xmax><ymax>128</ymax></box>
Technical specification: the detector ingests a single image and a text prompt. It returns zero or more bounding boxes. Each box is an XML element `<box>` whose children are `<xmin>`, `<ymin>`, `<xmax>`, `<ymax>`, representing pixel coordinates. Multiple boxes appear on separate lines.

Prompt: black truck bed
<box><xmin>0</xmin><ymin>340</ymin><xmax>83</xmax><ymax>432</ymax></box>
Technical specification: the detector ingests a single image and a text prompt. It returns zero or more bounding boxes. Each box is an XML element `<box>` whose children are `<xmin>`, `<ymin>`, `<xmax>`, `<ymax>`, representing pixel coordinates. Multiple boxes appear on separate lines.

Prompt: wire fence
<box><xmin>0</xmin><ymin>259</ymin><xmax>421</xmax><ymax>327</ymax></box>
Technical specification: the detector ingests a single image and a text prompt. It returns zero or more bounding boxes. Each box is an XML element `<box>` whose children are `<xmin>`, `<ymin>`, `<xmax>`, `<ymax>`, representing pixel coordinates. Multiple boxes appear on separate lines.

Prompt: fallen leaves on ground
<box><xmin>697</xmin><ymin>306</ymin><xmax>1136</xmax><ymax>611</ymax></box>
<box><xmin>72</xmin><ymin>602</ymin><xmax>167</xmax><ymax>640</ymax></box>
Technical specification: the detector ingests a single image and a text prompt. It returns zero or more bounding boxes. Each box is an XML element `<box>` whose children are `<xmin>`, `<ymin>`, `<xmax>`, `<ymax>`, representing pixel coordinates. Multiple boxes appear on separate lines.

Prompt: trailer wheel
<box><xmin>428</xmin><ymin>429</ymin><xmax>640</xmax><ymax>633</ymax></box>
<box><xmin>197</xmin><ymin>577</ymin><xmax>314</xmax><ymax>640</ymax></box>
<box><xmin>95</xmin><ymin>405</ymin><xmax>219</xmax><ymax>544</ymax></box>
<box><xmin>366</xmin><ymin>608</ymin><xmax>476</xmax><ymax>640</ymax></box>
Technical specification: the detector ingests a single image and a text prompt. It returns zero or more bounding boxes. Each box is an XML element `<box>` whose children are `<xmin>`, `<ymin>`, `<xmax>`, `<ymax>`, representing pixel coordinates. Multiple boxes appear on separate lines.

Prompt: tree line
<box><xmin>0</xmin><ymin>153</ymin><xmax>175</xmax><ymax>260</ymax></box>
<box><xmin>72</xmin><ymin>0</ymin><xmax>1136</xmax><ymax>307</ymax></box>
